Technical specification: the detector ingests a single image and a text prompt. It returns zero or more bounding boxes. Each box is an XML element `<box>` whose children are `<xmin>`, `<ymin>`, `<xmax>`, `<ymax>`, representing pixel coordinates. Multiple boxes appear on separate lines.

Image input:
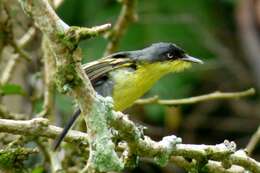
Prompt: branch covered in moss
<box><xmin>109</xmin><ymin>111</ymin><xmax>260</xmax><ymax>173</ymax></box>
<box><xmin>65</xmin><ymin>24</ymin><xmax>111</xmax><ymax>46</ymax></box>
<box><xmin>0</xmin><ymin>113</ymin><xmax>260</xmax><ymax>172</ymax></box>
<box><xmin>18</xmin><ymin>0</ymin><xmax>121</xmax><ymax>172</ymax></box>
<box><xmin>135</xmin><ymin>88</ymin><xmax>255</xmax><ymax>105</ymax></box>
<box><xmin>0</xmin><ymin>118</ymin><xmax>88</xmax><ymax>145</ymax></box>
<box><xmin>0</xmin><ymin>147</ymin><xmax>38</xmax><ymax>171</ymax></box>
<box><xmin>171</xmin><ymin>157</ymin><xmax>245</xmax><ymax>173</ymax></box>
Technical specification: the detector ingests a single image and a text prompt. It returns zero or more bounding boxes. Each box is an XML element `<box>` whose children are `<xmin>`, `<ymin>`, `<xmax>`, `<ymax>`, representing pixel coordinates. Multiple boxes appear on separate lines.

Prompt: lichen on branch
<box><xmin>17</xmin><ymin>0</ymin><xmax>122</xmax><ymax>172</ymax></box>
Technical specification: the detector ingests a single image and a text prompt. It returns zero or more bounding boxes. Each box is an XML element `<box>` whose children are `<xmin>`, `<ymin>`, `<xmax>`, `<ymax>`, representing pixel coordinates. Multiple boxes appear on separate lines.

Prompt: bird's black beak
<box><xmin>181</xmin><ymin>54</ymin><xmax>204</xmax><ymax>64</ymax></box>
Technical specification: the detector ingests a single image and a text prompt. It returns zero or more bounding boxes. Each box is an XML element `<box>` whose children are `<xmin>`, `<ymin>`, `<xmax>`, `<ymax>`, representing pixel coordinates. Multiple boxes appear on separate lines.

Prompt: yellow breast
<box><xmin>110</xmin><ymin>61</ymin><xmax>191</xmax><ymax>111</ymax></box>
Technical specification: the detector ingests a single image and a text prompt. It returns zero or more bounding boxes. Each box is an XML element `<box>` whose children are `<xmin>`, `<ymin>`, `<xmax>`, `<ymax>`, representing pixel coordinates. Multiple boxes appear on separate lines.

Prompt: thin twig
<box><xmin>0</xmin><ymin>3</ymin><xmax>9</xmax><ymax>57</ymax></box>
<box><xmin>38</xmin><ymin>36</ymin><xmax>56</xmax><ymax>118</ymax></box>
<box><xmin>2</xmin><ymin>2</ymin><xmax>32</xmax><ymax>61</ymax></box>
<box><xmin>17</xmin><ymin>26</ymin><xmax>36</xmax><ymax>47</ymax></box>
<box><xmin>246</xmin><ymin>126</ymin><xmax>260</xmax><ymax>156</ymax></box>
<box><xmin>11</xmin><ymin>41</ymin><xmax>32</xmax><ymax>61</ymax></box>
<box><xmin>104</xmin><ymin>0</ymin><xmax>137</xmax><ymax>56</ymax></box>
<box><xmin>135</xmin><ymin>88</ymin><xmax>255</xmax><ymax>105</ymax></box>
<box><xmin>0</xmin><ymin>53</ymin><xmax>19</xmax><ymax>85</ymax></box>
<box><xmin>0</xmin><ymin>3</ymin><xmax>33</xmax><ymax>86</ymax></box>
<box><xmin>0</xmin><ymin>42</ymin><xmax>31</xmax><ymax>87</ymax></box>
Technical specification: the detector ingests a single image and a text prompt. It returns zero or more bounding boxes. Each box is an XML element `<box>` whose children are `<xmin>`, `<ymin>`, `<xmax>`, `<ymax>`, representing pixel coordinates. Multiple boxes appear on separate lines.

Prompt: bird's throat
<box><xmin>110</xmin><ymin>61</ymin><xmax>191</xmax><ymax>111</ymax></box>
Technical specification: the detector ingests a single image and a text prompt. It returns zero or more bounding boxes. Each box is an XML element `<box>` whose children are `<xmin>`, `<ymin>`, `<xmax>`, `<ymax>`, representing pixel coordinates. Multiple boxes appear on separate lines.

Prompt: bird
<box><xmin>53</xmin><ymin>42</ymin><xmax>203</xmax><ymax>150</ymax></box>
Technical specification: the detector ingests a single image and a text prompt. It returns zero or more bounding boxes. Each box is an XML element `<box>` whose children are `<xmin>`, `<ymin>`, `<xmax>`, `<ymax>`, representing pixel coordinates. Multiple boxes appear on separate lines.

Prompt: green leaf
<box><xmin>0</xmin><ymin>84</ymin><xmax>26</xmax><ymax>96</ymax></box>
<box><xmin>31</xmin><ymin>166</ymin><xmax>44</xmax><ymax>173</ymax></box>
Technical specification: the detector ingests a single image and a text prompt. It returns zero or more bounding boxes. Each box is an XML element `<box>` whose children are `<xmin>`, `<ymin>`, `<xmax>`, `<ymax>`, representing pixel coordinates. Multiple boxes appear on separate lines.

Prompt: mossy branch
<box><xmin>66</xmin><ymin>24</ymin><xmax>111</xmax><ymax>46</ymax></box>
<box><xmin>0</xmin><ymin>147</ymin><xmax>38</xmax><ymax>171</ymax></box>
<box><xmin>109</xmin><ymin>111</ymin><xmax>260</xmax><ymax>173</ymax></box>
<box><xmin>0</xmin><ymin>118</ymin><xmax>88</xmax><ymax>144</ymax></box>
<box><xmin>0</xmin><ymin>114</ymin><xmax>260</xmax><ymax>172</ymax></box>
<box><xmin>18</xmin><ymin>0</ymin><xmax>121</xmax><ymax>172</ymax></box>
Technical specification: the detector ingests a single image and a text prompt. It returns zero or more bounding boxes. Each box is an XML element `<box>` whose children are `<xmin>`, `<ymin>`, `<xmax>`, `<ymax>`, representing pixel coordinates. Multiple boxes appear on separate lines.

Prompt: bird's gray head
<box><xmin>140</xmin><ymin>42</ymin><xmax>185</xmax><ymax>62</ymax></box>
<box><xmin>130</xmin><ymin>42</ymin><xmax>203</xmax><ymax>64</ymax></box>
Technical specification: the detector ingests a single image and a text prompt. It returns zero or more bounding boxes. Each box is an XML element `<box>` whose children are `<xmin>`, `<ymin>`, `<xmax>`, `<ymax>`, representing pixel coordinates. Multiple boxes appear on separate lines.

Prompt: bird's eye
<box><xmin>167</xmin><ymin>53</ymin><xmax>174</xmax><ymax>59</ymax></box>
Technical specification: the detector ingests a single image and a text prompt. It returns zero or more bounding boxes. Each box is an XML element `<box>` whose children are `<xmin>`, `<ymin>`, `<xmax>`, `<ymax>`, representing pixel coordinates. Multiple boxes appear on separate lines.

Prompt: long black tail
<box><xmin>53</xmin><ymin>109</ymin><xmax>81</xmax><ymax>150</ymax></box>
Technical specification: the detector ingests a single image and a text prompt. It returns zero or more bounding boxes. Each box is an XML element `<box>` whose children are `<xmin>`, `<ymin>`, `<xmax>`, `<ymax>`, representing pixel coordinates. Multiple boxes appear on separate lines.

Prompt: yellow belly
<box><xmin>110</xmin><ymin>61</ymin><xmax>191</xmax><ymax>111</ymax></box>
<box><xmin>111</xmin><ymin>68</ymin><xmax>160</xmax><ymax>111</ymax></box>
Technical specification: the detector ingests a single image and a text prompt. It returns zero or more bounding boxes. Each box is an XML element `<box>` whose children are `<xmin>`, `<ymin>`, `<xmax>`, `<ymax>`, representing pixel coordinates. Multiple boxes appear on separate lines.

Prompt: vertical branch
<box><xmin>0</xmin><ymin>1</ymin><xmax>8</xmax><ymax>57</ymax></box>
<box><xmin>0</xmin><ymin>53</ymin><xmax>20</xmax><ymax>85</ymax></box>
<box><xmin>48</xmin><ymin>146</ymin><xmax>62</xmax><ymax>172</ymax></box>
<box><xmin>0</xmin><ymin>1</ymin><xmax>34</xmax><ymax>86</ymax></box>
<box><xmin>18</xmin><ymin>0</ymin><xmax>124</xmax><ymax>172</ymax></box>
<box><xmin>0</xmin><ymin>1</ymin><xmax>13</xmax><ymax>72</ymax></box>
<box><xmin>36</xmin><ymin>138</ymin><xmax>62</xmax><ymax>172</ymax></box>
<box><xmin>39</xmin><ymin>36</ymin><xmax>56</xmax><ymax>118</ymax></box>
<box><xmin>0</xmin><ymin>1</ymin><xmax>20</xmax><ymax>104</ymax></box>
<box><xmin>104</xmin><ymin>0</ymin><xmax>138</xmax><ymax>56</ymax></box>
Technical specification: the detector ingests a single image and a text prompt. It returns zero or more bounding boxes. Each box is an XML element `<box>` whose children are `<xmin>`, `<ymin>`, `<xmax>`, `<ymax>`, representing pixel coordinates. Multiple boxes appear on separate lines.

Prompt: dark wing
<box><xmin>82</xmin><ymin>52</ymin><xmax>135</xmax><ymax>84</ymax></box>
<box><xmin>52</xmin><ymin>52</ymin><xmax>136</xmax><ymax>150</ymax></box>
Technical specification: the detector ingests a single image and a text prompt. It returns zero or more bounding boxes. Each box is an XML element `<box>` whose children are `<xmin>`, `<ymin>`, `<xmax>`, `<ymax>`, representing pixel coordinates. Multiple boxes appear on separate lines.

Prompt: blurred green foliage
<box><xmin>0</xmin><ymin>83</ymin><xmax>26</xmax><ymax>96</ymax></box>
